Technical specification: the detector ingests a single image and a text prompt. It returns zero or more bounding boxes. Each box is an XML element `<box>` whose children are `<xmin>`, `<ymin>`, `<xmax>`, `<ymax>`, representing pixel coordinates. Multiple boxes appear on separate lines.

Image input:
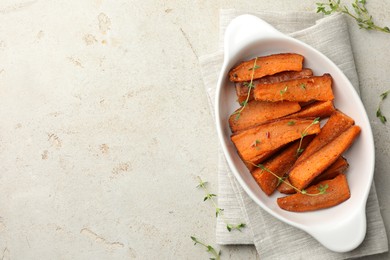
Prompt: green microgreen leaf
<box><xmin>248</xmin><ymin>64</ymin><xmax>260</xmax><ymax>71</ymax></box>
<box><xmin>240</xmin><ymin>100</ymin><xmax>248</xmax><ymax>107</ymax></box>
<box><xmin>215</xmin><ymin>207</ymin><xmax>224</xmax><ymax>217</ymax></box>
<box><xmin>377</xmin><ymin>108</ymin><xmax>387</xmax><ymax>124</ymax></box>
<box><xmin>204</xmin><ymin>193</ymin><xmax>217</xmax><ymax>201</ymax></box>
<box><xmin>280</xmin><ymin>86</ymin><xmax>288</xmax><ymax>95</ymax></box>
<box><xmin>226</xmin><ymin>223</ymin><xmax>246</xmax><ymax>232</ymax></box>
<box><xmin>226</xmin><ymin>224</ymin><xmax>232</xmax><ymax>232</ymax></box>
<box><xmin>251</xmin><ymin>139</ymin><xmax>261</xmax><ymax>150</ymax></box>
<box><xmin>243</xmin><ymin>82</ymin><xmax>254</xmax><ymax>89</ymax></box>
<box><xmin>317</xmin><ymin>184</ymin><xmax>329</xmax><ymax>194</ymax></box>
<box><xmin>376</xmin><ymin>89</ymin><xmax>390</xmax><ymax>124</ymax></box>
<box><xmin>190</xmin><ymin>236</ymin><xmax>221</xmax><ymax>260</ymax></box>
<box><xmin>302</xmin><ymin>183</ymin><xmax>330</xmax><ymax>196</ymax></box>
<box><xmin>287</xmin><ymin>121</ymin><xmax>296</xmax><ymax>126</ymax></box>
<box><xmin>277</xmin><ymin>176</ymin><xmax>286</xmax><ymax>186</ymax></box>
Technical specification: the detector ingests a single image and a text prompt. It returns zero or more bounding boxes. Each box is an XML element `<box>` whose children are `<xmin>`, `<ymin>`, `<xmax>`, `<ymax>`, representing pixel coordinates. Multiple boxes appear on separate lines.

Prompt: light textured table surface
<box><xmin>0</xmin><ymin>0</ymin><xmax>389</xmax><ymax>259</ymax></box>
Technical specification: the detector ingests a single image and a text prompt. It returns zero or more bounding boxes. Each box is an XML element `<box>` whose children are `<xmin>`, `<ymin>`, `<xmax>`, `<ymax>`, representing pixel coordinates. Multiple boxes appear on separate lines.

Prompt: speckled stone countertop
<box><xmin>0</xmin><ymin>0</ymin><xmax>389</xmax><ymax>259</ymax></box>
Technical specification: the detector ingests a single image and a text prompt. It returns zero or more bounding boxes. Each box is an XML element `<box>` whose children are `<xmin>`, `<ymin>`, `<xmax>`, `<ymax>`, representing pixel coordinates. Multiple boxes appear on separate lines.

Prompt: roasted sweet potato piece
<box><xmin>231</xmin><ymin>118</ymin><xmax>321</xmax><ymax>164</ymax></box>
<box><xmin>229</xmin><ymin>53</ymin><xmax>304</xmax><ymax>82</ymax></box>
<box><xmin>277</xmin><ymin>178</ymin><xmax>296</xmax><ymax>194</ymax></box>
<box><xmin>229</xmin><ymin>101</ymin><xmax>301</xmax><ymax>133</ymax></box>
<box><xmin>285</xmin><ymin>101</ymin><xmax>335</xmax><ymax>119</ymax></box>
<box><xmin>253</xmin><ymin>74</ymin><xmax>334</xmax><ymax>102</ymax></box>
<box><xmin>277</xmin><ymin>174</ymin><xmax>350</xmax><ymax>212</ymax></box>
<box><xmin>245</xmin><ymin>145</ymin><xmax>288</xmax><ymax>172</ymax></box>
<box><xmin>312</xmin><ymin>157</ymin><xmax>349</xmax><ymax>185</ymax></box>
<box><xmin>251</xmin><ymin>137</ymin><xmax>313</xmax><ymax>196</ymax></box>
<box><xmin>235</xmin><ymin>69</ymin><xmax>313</xmax><ymax>103</ymax></box>
<box><xmin>295</xmin><ymin>110</ymin><xmax>354</xmax><ymax>166</ymax></box>
<box><xmin>289</xmin><ymin>125</ymin><xmax>361</xmax><ymax>190</ymax></box>
<box><xmin>278</xmin><ymin>156</ymin><xmax>348</xmax><ymax>194</ymax></box>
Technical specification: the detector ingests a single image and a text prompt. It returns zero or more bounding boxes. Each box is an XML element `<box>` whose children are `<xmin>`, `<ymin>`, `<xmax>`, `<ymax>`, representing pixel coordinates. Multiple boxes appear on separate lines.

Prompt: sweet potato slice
<box><xmin>295</xmin><ymin>110</ymin><xmax>354</xmax><ymax>166</ymax></box>
<box><xmin>278</xmin><ymin>156</ymin><xmax>348</xmax><ymax>194</ymax></box>
<box><xmin>285</xmin><ymin>101</ymin><xmax>335</xmax><ymax>119</ymax></box>
<box><xmin>288</xmin><ymin>125</ymin><xmax>361</xmax><ymax>190</ymax></box>
<box><xmin>277</xmin><ymin>174</ymin><xmax>350</xmax><ymax>212</ymax></box>
<box><xmin>231</xmin><ymin>118</ymin><xmax>321</xmax><ymax>164</ymax></box>
<box><xmin>253</xmin><ymin>74</ymin><xmax>334</xmax><ymax>102</ymax></box>
<box><xmin>251</xmin><ymin>137</ymin><xmax>314</xmax><ymax>196</ymax></box>
<box><xmin>235</xmin><ymin>69</ymin><xmax>313</xmax><ymax>103</ymax></box>
<box><xmin>312</xmin><ymin>157</ymin><xmax>349</xmax><ymax>185</ymax></box>
<box><xmin>277</xmin><ymin>178</ymin><xmax>296</xmax><ymax>194</ymax></box>
<box><xmin>245</xmin><ymin>145</ymin><xmax>287</xmax><ymax>172</ymax></box>
<box><xmin>229</xmin><ymin>53</ymin><xmax>304</xmax><ymax>82</ymax></box>
<box><xmin>229</xmin><ymin>101</ymin><xmax>301</xmax><ymax>133</ymax></box>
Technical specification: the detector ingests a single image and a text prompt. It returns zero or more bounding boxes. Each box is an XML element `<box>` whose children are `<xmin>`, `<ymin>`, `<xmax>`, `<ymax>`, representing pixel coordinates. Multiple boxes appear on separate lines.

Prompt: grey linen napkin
<box><xmin>199</xmin><ymin>9</ymin><xmax>389</xmax><ymax>259</ymax></box>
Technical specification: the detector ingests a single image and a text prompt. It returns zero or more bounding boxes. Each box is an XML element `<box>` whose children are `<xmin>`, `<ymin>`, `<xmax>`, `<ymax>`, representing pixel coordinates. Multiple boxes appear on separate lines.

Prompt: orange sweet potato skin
<box><xmin>285</xmin><ymin>101</ymin><xmax>335</xmax><ymax>119</ymax></box>
<box><xmin>229</xmin><ymin>53</ymin><xmax>304</xmax><ymax>82</ymax></box>
<box><xmin>251</xmin><ymin>137</ymin><xmax>313</xmax><ymax>196</ymax></box>
<box><xmin>312</xmin><ymin>157</ymin><xmax>349</xmax><ymax>185</ymax></box>
<box><xmin>295</xmin><ymin>110</ymin><xmax>354</xmax><ymax>166</ymax></box>
<box><xmin>288</xmin><ymin>125</ymin><xmax>361</xmax><ymax>190</ymax></box>
<box><xmin>253</xmin><ymin>74</ymin><xmax>334</xmax><ymax>102</ymax></box>
<box><xmin>277</xmin><ymin>179</ymin><xmax>296</xmax><ymax>194</ymax></box>
<box><xmin>229</xmin><ymin>101</ymin><xmax>301</xmax><ymax>133</ymax></box>
<box><xmin>231</xmin><ymin>118</ymin><xmax>321</xmax><ymax>163</ymax></box>
<box><xmin>235</xmin><ymin>69</ymin><xmax>313</xmax><ymax>103</ymax></box>
<box><xmin>278</xmin><ymin>111</ymin><xmax>354</xmax><ymax>194</ymax></box>
<box><xmin>277</xmin><ymin>174</ymin><xmax>350</xmax><ymax>212</ymax></box>
<box><xmin>245</xmin><ymin>146</ymin><xmax>287</xmax><ymax>172</ymax></box>
<box><xmin>278</xmin><ymin>156</ymin><xmax>348</xmax><ymax>194</ymax></box>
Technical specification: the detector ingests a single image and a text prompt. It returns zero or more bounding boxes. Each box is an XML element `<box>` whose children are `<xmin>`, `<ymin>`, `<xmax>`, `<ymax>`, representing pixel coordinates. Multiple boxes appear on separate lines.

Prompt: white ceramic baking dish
<box><xmin>215</xmin><ymin>14</ymin><xmax>375</xmax><ymax>252</ymax></box>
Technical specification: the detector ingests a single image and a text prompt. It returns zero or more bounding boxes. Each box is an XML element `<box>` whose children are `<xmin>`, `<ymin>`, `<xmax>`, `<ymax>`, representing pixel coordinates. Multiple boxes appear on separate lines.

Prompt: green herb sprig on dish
<box><xmin>233</xmin><ymin>57</ymin><xmax>260</xmax><ymax>121</ymax></box>
<box><xmin>253</xmin><ymin>163</ymin><xmax>329</xmax><ymax>196</ymax></box>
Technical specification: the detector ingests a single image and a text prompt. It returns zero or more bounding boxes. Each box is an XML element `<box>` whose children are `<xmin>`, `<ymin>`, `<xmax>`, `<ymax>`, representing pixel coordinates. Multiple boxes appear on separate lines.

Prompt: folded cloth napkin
<box><xmin>199</xmin><ymin>9</ymin><xmax>389</xmax><ymax>259</ymax></box>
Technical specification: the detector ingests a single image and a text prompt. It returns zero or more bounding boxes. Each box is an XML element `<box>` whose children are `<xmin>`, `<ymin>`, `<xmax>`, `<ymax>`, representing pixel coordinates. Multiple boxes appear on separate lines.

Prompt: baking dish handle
<box><xmin>308</xmin><ymin>209</ymin><xmax>367</xmax><ymax>252</ymax></box>
<box><xmin>223</xmin><ymin>14</ymin><xmax>286</xmax><ymax>62</ymax></box>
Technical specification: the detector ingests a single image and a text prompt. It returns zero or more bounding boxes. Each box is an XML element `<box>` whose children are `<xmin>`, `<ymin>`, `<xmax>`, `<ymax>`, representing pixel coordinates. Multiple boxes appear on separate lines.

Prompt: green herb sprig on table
<box><xmin>191</xmin><ymin>236</ymin><xmax>221</xmax><ymax>260</ymax></box>
<box><xmin>233</xmin><ymin>57</ymin><xmax>260</xmax><ymax>121</ymax></box>
<box><xmin>316</xmin><ymin>0</ymin><xmax>390</xmax><ymax>34</ymax></box>
<box><xmin>376</xmin><ymin>89</ymin><xmax>390</xmax><ymax>124</ymax></box>
<box><xmin>197</xmin><ymin>177</ymin><xmax>246</xmax><ymax>232</ymax></box>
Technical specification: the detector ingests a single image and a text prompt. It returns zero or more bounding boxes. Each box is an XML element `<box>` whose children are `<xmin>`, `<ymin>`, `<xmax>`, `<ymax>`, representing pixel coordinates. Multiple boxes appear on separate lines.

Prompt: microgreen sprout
<box><xmin>280</xmin><ymin>86</ymin><xmax>288</xmax><ymax>96</ymax></box>
<box><xmin>191</xmin><ymin>236</ymin><xmax>221</xmax><ymax>260</ymax></box>
<box><xmin>376</xmin><ymin>89</ymin><xmax>390</xmax><ymax>124</ymax></box>
<box><xmin>197</xmin><ymin>176</ymin><xmax>246</xmax><ymax>232</ymax></box>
